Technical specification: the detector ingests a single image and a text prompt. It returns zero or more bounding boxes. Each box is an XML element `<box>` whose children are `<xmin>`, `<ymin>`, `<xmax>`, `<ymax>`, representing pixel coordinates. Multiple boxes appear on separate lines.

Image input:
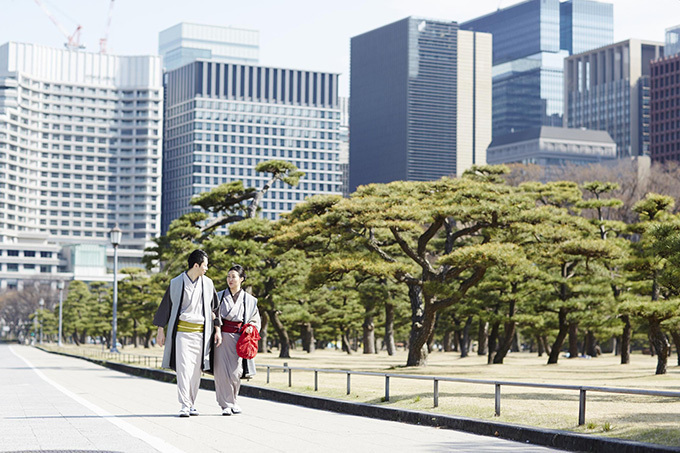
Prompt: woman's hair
<box><xmin>229</xmin><ymin>264</ymin><xmax>247</xmax><ymax>281</ymax></box>
<box><xmin>187</xmin><ymin>249</ymin><xmax>208</xmax><ymax>269</ymax></box>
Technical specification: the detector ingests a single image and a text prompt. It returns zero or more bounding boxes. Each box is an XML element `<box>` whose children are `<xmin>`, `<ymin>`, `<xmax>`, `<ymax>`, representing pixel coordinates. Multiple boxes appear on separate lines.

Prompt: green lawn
<box><xmin>41</xmin><ymin>343</ymin><xmax>680</xmax><ymax>447</ymax></box>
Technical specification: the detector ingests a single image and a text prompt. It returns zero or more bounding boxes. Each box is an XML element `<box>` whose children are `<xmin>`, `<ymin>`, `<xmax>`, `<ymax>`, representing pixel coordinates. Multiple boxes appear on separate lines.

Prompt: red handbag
<box><xmin>236</xmin><ymin>324</ymin><xmax>260</xmax><ymax>359</ymax></box>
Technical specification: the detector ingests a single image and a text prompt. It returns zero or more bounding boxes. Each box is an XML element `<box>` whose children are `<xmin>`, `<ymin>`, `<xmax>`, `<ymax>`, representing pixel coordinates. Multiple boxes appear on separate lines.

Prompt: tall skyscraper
<box><xmin>461</xmin><ymin>0</ymin><xmax>613</xmax><ymax>138</ymax></box>
<box><xmin>650</xmin><ymin>50</ymin><xmax>680</xmax><ymax>162</ymax></box>
<box><xmin>0</xmin><ymin>42</ymin><xmax>162</xmax><ymax>289</ymax></box>
<box><xmin>565</xmin><ymin>39</ymin><xmax>664</xmax><ymax>157</ymax></box>
<box><xmin>161</xmin><ymin>60</ymin><xmax>342</xmax><ymax>232</ymax></box>
<box><xmin>159</xmin><ymin>23</ymin><xmax>259</xmax><ymax>71</ymax></box>
<box><xmin>666</xmin><ymin>24</ymin><xmax>680</xmax><ymax>58</ymax></box>
<box><xmin>338</xmin><ymin>96</ymin><xmax>349</xmax><ymax>197</ymax></box>
<box><xmin>349</xmin><ymin>17</ymin><xmax>491</xmax><ymax>191</ymax></box>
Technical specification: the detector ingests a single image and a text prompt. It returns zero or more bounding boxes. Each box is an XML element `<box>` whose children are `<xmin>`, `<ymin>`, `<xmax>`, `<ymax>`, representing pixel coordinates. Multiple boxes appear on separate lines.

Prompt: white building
<box><xmin>159</xmin><ymin>23</ymin><xmax>259</xmax><ymax>71</ymax></box>
<box><xmin>160</xmin><ymin>24</ymin><xmax>342</xmax><ymax>231</ymax></box>
<box><xmin>0</xmin><ymin>42</ymin><xmax>163</xmax><ymax>290</ymax></box>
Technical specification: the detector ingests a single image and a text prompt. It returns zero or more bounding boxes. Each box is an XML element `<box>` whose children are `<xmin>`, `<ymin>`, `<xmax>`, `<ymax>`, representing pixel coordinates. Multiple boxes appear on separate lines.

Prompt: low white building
<box><xmin>486</xmin><ymin>126</ymin><xmax>617</xmax><ymax>169</ymax></box>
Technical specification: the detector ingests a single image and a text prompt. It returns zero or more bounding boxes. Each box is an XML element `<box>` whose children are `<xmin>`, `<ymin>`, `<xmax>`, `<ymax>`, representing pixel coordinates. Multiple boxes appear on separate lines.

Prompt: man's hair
<box><xmin>187</xmin><ymin>249</ymin><xmax>208</xmax><ymax>270</ymax></box>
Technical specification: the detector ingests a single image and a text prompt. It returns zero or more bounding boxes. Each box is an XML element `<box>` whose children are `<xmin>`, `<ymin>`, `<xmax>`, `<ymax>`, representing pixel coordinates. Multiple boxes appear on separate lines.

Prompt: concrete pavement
<box><xmin>0</xmin><ymin>344</ymin><xmax>562</xmax><ymax>452</ymax></box>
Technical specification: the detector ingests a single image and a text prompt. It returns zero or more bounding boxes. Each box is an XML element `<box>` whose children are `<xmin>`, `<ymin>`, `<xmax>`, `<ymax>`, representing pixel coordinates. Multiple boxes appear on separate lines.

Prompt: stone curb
<box><xmin>37</xmin><ymin>347</ymin><xmax>680</xmax><ymax>453</ymax></box>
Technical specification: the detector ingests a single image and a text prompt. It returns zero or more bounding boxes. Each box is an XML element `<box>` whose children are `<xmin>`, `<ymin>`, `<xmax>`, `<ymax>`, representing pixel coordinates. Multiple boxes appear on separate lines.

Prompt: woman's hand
<box><xmin>214</xmin><ymin>331</ymin><xmax>222</xmax><ymax>347</ymax></box>
<box><xmin>244</xmin><ymin>325</ymin><xmax>253</xmax><ymax>334</ymax></box>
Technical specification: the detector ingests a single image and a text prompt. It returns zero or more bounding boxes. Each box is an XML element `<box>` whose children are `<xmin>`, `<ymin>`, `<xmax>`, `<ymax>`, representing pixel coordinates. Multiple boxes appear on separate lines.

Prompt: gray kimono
<box><xmin>153</xmin><ymin>273</ymin><xmax>220</xmax><ymax>371</ymax></box>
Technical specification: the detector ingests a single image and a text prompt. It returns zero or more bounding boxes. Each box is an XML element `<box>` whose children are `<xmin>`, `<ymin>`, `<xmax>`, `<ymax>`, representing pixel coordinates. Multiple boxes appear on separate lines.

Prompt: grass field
<box><xmin>40</xmin><ymin>343</ymin><xmax>680</xmax><ymax>447</ymax></box>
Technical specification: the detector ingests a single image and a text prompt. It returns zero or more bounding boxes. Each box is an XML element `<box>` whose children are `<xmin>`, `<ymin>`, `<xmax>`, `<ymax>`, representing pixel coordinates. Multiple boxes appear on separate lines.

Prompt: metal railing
<box><xmin>262</xmin><ymin>364</ymin><xmax>680</xmax><ymax>426</ymax></box>
<box><xmin>42</xmin><ymin>346</ymin><xmax>680</xmax><ymax>427</ymax></box>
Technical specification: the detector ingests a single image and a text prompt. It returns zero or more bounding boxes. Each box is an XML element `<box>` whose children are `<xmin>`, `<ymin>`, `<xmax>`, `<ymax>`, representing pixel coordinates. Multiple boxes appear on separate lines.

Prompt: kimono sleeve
<box><xmin>153</xmin><ymin>285</ymin><xmax>172</xmax><ymax>328</ymax></box>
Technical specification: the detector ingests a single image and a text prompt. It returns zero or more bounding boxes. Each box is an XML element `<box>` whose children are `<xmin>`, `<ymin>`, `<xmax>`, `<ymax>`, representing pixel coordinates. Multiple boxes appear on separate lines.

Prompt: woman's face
<box><xmin>227</xmin><ymin>270</ymin><xmax>244</xmax><ymax>291</ymax></box>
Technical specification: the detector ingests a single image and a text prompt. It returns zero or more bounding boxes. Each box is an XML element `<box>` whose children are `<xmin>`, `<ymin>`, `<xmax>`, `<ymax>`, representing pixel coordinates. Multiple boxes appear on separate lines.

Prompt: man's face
<box><xmin>197</xmin><ymin>258</ymin><xmax>208</xmax><ymax>276</ymax></box>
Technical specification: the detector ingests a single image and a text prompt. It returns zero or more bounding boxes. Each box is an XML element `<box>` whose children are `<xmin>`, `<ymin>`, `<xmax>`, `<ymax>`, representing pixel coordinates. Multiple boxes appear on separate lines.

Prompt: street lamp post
<box><xmin>38</xmin><ymin>298</ymin><xmax>44</xmax><ymax>344</ymax></box>
<box><xmin>110</xmin><ymin>225</ymin><xmax>122</xmax><ymax>353</ymax></box>
<box><xmin>57</xmin><ymin>281</ymin><xmax>64</xmax><ymax>347</ymax></box>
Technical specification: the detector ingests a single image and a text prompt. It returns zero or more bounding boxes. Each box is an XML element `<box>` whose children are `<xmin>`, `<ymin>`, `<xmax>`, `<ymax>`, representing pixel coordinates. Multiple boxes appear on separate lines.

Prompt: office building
<box><xmin>650</xmin><ymin>51</ymin><xmax>680</xmax><ymax>162</ymax></box>
<box><xmin>486</xmin><ymin>126</ymin><xmax>616</xmax><ymax>170</ymax></box>
<box><xmin>565</xmin><ymin>39</ymin><xmax>664</xmax><ymax>157</ymax></box>
<box><xmin>349</xmin><ymin>17</ymin><xmax>491</xmax><ymax>191</ymax></box>
<box><xmin>159</xmin><ymin>23</ymin><xmax>259</xmax><ymax>71</ymax></box>
<box><xmin>161</xmin><ymin>60</ymin><xmax>342</xmax><ymax>232</ymax></box>
<box><xmin>461</xmin><ymin>0</ymin><xmax>613</xmax><ymax>138</ymax></box>
<box><xmin>0</xmin><ymin>42</ymin><xmax>162</xmax><ymax>289</ymax></box>
<box><xmin>338</xmin><ymin>96</ymin><xmax>349</xmax><ymax>197</ymax></box>
<box><xmin>666</xmin><ymin>24</ymin><xmax>680</xmax><ymax>58</ymax></box>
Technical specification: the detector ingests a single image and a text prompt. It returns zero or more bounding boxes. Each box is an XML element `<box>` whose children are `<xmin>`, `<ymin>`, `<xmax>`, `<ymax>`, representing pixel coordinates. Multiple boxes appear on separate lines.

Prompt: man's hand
<box><xmin>244</xmin><ymin>325</ymin><xmax>253</xmax><ymax>334</ymax></box>
<box><xmin>156</xmin><ymin>327</ymin><xmax>165</xmax><ymax>347</ymax></box>
<box><xmin>214</xmin><ymin>331</ymin><xmax>222</xmax><ymax>347</ymax></box>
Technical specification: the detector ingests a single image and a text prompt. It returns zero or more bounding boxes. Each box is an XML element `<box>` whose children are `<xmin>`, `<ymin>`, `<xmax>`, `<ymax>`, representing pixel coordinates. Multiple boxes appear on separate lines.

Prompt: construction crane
<box><xmin>99</xmin><ymin>0</ymin><xmax>115</xmax><ymax>54</ymax></box>
<box><xmin>33</xmin><ymin>0</ymin><xmax>84</xmax><ymax>50</ymax></box>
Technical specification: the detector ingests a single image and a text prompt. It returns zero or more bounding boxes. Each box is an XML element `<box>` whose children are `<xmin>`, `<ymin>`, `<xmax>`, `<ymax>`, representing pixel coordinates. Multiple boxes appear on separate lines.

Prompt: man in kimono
<box><xmin>153</xmin><ymin>249</ymin><xmax>221</xmax><ymax>417</ymax></box>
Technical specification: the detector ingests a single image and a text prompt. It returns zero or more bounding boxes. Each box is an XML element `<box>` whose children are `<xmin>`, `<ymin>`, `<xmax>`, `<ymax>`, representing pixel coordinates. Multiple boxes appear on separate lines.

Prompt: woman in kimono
<box><xmin>213</xmin><ymin>264</ymin><xmax>261</xmax><ymax>415</ymax></box>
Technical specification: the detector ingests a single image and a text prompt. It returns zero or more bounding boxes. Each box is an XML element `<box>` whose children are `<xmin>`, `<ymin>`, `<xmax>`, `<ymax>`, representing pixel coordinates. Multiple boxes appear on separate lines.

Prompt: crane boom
<box><xmin>99</xmin><ymin>0</ymin><xmax>115</xmax><ymax>54</ymax></box>
<box><xmin>33</xmin><ymin>0</ymin><xmax>83</xmax><ymax>50</ymax></box>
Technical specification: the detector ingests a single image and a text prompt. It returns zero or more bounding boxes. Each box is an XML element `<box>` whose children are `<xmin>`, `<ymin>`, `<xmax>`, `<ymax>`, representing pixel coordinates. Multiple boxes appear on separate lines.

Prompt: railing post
<box><xmin>288</xmin><ymin>367</ymin><xmax>292</xmax><ymax>387</ymax></box>
<box><xmin>314</xmin><ymin>370</ymin><xmax>318</xmax><ymax>391</ymax></box>
<box><xmin>266</xmin><ymin>366</ymin><xmax>270</xmax><ymax>384</ymax></box>
<box><xmin>434</xmin><ymin>379</ymin><xmax>439</xmax><ymax>408</ymax></box>
<box><xmin>385</xmin><ymin>375</ymin><xmax>390</xmax><ymax>402</ymax></box>
<box><xmin>495</xmin><ymin>384</ymin><xmax>501</xmax><ymax>416</ymax></box>
<box><xmin>579</xmin><ymin>389</ymin><xmax>586</xmax><ymax>426</ymax></box>
<box><xmin>347</xmin><ymin>372</ymin><xmax>351</xmax><ymax>395</ymax></box>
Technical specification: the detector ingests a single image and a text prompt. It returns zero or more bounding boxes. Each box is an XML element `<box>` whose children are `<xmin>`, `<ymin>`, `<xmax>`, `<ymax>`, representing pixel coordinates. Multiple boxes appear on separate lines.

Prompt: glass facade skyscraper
<box><xmin>162</xmin><ymin>60</ymin><xmax>342</xmax><ymax>232</ymax></box>
<box><xmin>159</xmin><ymin>23</ymin><xmax>259</xmax><ymax>71</ymax></box>
<box><xmin>461</xmin><ymin>0</ymin><xmax>613</xmax><ymax>138</ymax></box>
<box><xmin>565</xmin><ymin>40</ymin><xmax>664</xmax><ymax>157</ymax></box>
<box><xmin>349</xmin><ymin>17</ymin><xmax>491</xmax><ymax>190</ymax></box>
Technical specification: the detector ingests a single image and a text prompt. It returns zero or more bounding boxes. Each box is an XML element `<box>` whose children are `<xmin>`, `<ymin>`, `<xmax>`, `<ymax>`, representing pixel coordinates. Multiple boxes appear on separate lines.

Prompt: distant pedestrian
<box><xmin>213</xmin><ymin>264</ymin><xmax>261</xmax><ymax>415</ymax></box>
<box><xmin>153</xmin><ymin>249</ymin><xmax>220</xmax><ymax>417</ymax></box>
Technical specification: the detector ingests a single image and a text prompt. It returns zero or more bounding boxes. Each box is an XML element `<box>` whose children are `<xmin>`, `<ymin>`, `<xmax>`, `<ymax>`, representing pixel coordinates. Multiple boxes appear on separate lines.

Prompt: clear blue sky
<box><xmin>2</xmin><ymin>0</ymin><xmax>679</xmax><ymax>96</ymax></box>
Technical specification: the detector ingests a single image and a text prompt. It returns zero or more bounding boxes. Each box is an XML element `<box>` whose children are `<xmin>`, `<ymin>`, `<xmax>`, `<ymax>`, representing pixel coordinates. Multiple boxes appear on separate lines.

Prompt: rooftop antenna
<box><xmin>33</xmin><ymin>0</ymin><xmax>84</xmax><ymax>50</ymax></box>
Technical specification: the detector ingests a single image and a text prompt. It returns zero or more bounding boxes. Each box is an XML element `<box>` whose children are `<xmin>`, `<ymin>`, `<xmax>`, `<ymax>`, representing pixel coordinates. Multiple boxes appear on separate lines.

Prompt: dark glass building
<box><xmin>650</xmin><ymin>53</ymin><xmax>680</xmax><ymax>162</ymax></box>
<box><xmin>349</xmin><ymin>17</ymin><xmax>491</xmax><ymax>191</ymax></box>
<box><xmin>461</xmin><ymin>0</ymin><xmax>613</xmax><ymax>138</ymax></box>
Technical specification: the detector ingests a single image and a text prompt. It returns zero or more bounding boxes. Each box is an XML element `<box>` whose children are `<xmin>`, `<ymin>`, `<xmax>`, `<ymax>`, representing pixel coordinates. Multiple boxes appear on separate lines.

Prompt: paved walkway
<box><xmin>0</xmin><ymin>345</ymin><xmax>562</xmax><ymax>452</ymax></box>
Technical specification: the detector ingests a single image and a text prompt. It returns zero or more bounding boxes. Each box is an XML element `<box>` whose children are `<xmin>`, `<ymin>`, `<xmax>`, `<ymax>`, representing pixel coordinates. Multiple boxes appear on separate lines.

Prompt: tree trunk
<box><xmin>541</xmin><ymin>335</ymin><xmax>551</xmax><ymax>355</ymax></box>
<box><xmin>362</xmin><ymin>313</ymin><xmax>375</xmax><ymax>354</ymax></box>
<box><xmin>460</xmin><ymin>316</ymin><xmax>473</xmax><ymax>358</ymax></box>
<box><xmin>670</xmin><ymin>330</ymin><xmax>680</xmax><ymax>367</ymax></box>
<box><xmin>548</xmin><ymin>309</ymin><xmax>569</xmax><ymax>364</ymax></box>
<box><xmin>406</xmin><ymin>284</ymin><xmax>430</xmax><ymax>366</ymax></box>
<box><xmin>143</xmin><ymin>331</ymin><xmax>152</xmax><ymax>348</ymax></box>
<box><xmin>384</xmin><ymin>303</ymin><xmax>396</xmax><ymax>356</ymax></box>
<box><xmin>620</xmin><ymin>315</ymin><xmax>631</xmax><ymax>364</ymax></box>
<box><xmin>259</xmin><ymin>310</ymin><xmax>269</xmax><ymax>353</ymax></box>
<box><xmin>585</xmin><ymin>330</ymin><xmax>599</xmax><ymax>357</ymax></box>
<box><xmin>568</xmin><ymin>321</ymin><xmax>579</xmax><ymax>358</ymax></box>
<box><xmin>493</xmin><ymin>321</ymin><xmax>516</xmax><ymax>364</ymax></box>
<box><xmin>537</xmin><ymin>335</ymin><xmax>545</xmax><ymax>357</ymax></box>
<box><xmin>301</xmin><ymin>322</ymin><xmax>315</xmax><ymax>353</ymax></box>
<box><xmin>649</xmin><ymin>317</ymin><xmax>670</xmax><ymax>375</ymax></box>
<box><xmin>452</xmin><ymin>329</ymin><xmax>461</xmax><ymax>352</ymax></box>
<box><xmin>478</xmin><ymin>320</ymin><xmax>489</xmax><ymax>356</ymax></box>
<box><xmin>487</xmin><ymin>321</ymin><xmax>500</xmax><ymax>364</ymax></box>
<box><xmin>443</xmin><ymin>331</ymin><xmax>453</xmax><ymax>352</ymax></box>
<box><xmin>267</xmin><ymin>310</ymin><xmax>290</xmax><ymax>358</ymax></box>
<box><xmin>341</xmin><ymin>329</ymin><xmax>351</xmax><ymax>354</ymax></box>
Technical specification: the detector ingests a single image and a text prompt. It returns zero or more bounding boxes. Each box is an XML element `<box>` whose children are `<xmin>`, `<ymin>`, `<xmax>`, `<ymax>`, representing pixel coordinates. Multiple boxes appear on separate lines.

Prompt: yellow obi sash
<box><xmin>177</xmin><ymin>320</ymin><xmax>204</xmax><ymax>333</ymax></box>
